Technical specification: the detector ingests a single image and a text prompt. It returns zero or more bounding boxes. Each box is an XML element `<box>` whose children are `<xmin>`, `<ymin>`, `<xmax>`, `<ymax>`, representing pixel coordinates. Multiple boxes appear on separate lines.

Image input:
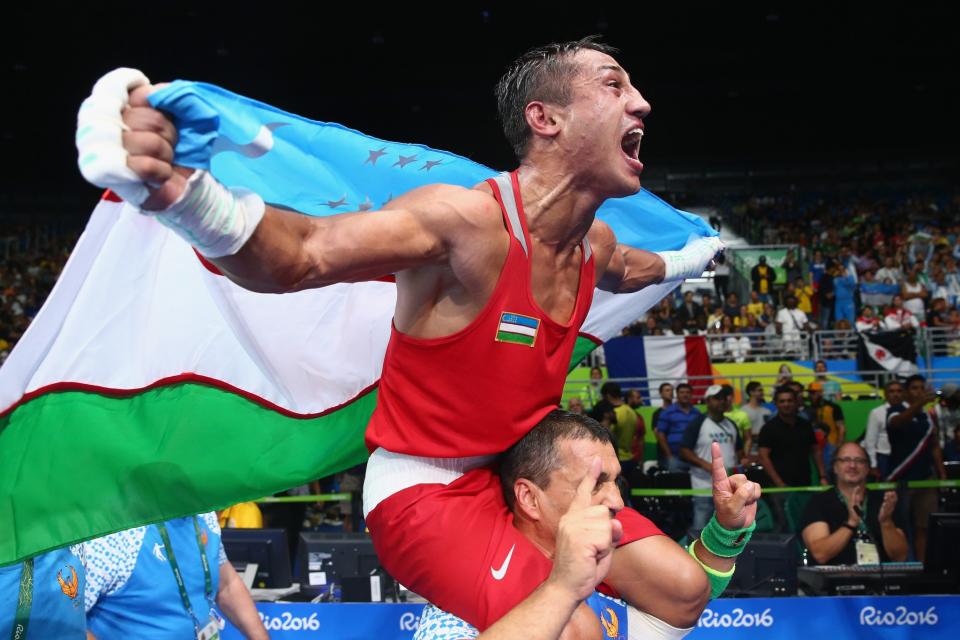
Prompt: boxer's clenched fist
<box><xmin>76</xmin><ymin>68</ymin><xmax>191</xmax><ymax>209</ymax></box>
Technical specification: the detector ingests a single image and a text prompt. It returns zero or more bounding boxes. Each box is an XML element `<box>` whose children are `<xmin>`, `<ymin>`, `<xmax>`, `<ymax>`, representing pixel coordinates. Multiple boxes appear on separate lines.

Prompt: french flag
<box><xmin>603</xmin><ymin>335</ymin><xmax>713</xmax><ymax>403</ymax></box>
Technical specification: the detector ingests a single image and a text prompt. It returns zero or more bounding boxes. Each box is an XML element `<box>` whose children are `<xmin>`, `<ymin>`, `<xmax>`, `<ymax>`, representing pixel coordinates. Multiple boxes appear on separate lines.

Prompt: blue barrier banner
<box><xmin>219</xmin><ymin>602</ymin><xmax>424</xmax><ymax>639</ymax></box>
<box><xmin>221</xmin><ymin>596</ymin><xmax>960</xmax><ymax>639</ymax></box>
<box><xmin>691</xmin><ymin>596</ymin><xmax>960</xmax><ymax>639</ymax></box>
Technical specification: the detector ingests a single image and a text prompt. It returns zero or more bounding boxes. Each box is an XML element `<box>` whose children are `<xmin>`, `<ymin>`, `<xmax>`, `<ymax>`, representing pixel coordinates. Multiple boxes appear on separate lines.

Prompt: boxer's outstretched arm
<box><xmin>591</xmin><ymin>220</ymin><xmax>723</xmax><ymax>293</ymax></box>
<box><xmin>214</xmin><ymin>184</ymin><xmax>486</xmax><ymax>293</ymax></box>
<box><xmin>112</xmin><ymin>81</ymin><xmax>495</xmax><ymax>294</ymax></box>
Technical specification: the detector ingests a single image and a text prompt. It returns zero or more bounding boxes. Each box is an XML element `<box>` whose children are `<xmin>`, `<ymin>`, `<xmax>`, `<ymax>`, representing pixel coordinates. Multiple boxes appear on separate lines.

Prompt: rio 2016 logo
<box><xmin>257</xmin><ymin>612</ymin><xmax>321</xmax><ymax>632</ymax></box>
<box><xmin>859</xmin><ymin>606</ymin><xmax>938</xmax><ymax>626</ymax></box>
<box><xmin>399</xmin><ymin>612</ymin><xmax>418</xmax><ymax>631</ymax></box>
<box><xmin>698</xmin><ymin>607</ymin><xmax>774</xmax><ymax>628</ymax></box>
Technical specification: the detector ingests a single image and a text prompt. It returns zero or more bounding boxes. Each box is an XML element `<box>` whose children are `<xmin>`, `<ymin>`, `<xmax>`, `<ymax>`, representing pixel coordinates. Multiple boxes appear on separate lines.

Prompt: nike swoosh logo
<box><xmin>490</xmin><ymin>544</ymin><xmax>516</xmax><ymax>580</ymax></box>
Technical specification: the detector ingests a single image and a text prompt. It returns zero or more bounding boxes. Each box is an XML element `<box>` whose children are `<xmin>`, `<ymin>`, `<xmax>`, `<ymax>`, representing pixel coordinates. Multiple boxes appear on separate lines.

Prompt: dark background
<box><xmin>2</xmin><ymin>3</ymin><xmax>957</xmax><ymax>208</ymax></box>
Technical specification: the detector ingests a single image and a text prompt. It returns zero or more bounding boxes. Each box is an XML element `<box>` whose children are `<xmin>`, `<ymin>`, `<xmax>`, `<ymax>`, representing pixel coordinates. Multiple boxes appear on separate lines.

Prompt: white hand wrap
<box><xmin>153</xmin><ymin>170</ymin><xmax>266</xmax><ymax>258</ymax></box>
<box><xmin>657</xmin><ymin>235</ymin><xmax>724</xmax><ymax>282</ymax></box>
<box><xmin>76</xmin><ymin>68</ymin><xmax>152</xmax><ymax>205</ymax></box>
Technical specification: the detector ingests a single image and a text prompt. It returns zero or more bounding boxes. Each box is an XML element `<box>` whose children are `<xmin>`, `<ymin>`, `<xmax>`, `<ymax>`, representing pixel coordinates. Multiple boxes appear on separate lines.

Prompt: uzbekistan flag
<box><xmin>0</xmin><ymin>81</ymin><xmax>716</xmax><ymax>563</ymax></box>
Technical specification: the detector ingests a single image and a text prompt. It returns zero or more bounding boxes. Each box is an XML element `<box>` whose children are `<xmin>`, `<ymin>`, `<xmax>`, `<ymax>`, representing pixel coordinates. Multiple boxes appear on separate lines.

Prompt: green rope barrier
<box><xmin>630</xmin><ymin>479</ymin><xmax>960</xmax><ymax>497</ymax></box>
<box><xmin>246</xmin><ymin>480</ymin><xmax>960</xmax><ymax>502</ymax></box>
<box><xmin>255</xmin><ymin>493</ymin><xmax>351</xmax><ymax>503</ymax></box>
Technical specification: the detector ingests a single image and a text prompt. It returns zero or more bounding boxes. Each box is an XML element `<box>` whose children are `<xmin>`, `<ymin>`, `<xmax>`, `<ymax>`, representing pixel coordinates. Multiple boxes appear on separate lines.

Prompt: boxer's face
<box><xmin>538</xmin><ymin>436</ymin><xmax>623</xmax><ymax>537</ymax></box>
<box><xmin>560</xmin><ymin>49</ymin><xmax>651</xmax><ymax>198</ymax></box>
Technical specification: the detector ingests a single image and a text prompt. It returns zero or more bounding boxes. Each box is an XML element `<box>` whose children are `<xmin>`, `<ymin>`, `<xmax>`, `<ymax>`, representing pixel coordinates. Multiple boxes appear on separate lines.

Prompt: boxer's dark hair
<box><xmin>495</xmin><ymin>36</ymin><xmax>618</xmax><ymax>159</ymax></box>
<box><xmin>499</xmin><ymin>409</ymin><xmax>614</xmax><ymax>510</ymax></box>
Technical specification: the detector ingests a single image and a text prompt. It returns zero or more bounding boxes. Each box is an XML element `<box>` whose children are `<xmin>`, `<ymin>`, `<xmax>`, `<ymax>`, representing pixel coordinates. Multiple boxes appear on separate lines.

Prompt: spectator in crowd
<box><xmin>794</xmin><ymin>277</ymin><xmax>814</xmax><ymax>315</ymax></box>
<box><xmin>799</xmin><ymin>442</ymin><xmax>908</xmax><ymax>565</ymax></box>
<box><xmin>676</xmin><ymin>291</ymin><xmax>705</xmax><ymax>332</ymax></box>
<box><xmin>783</xmin><ymin>250</ymin><xmax>802</xmax><ymax>286</ymax></box>
<box><xmin>886</xmin><ymin>375</ymin><xmax>948</xmax><ymax>561</ymax></box>
<box><xmin>746</xmin><ymin>290</ymin><xmax>764</xmax><ymax>320</ymax></box>
<box><xmin>567</xmin><ymin>397</ymin><xmax>585</xmax><ymax>415</ymax></box>
<box><xmin>776</xmin><ymin>364</ymin><xmax>793</xmax><ymax>387</ymax></box>
<box><xmin>758</xmin><ymin>386</ymin><xmax>828</xmax><ymax>488</ymax></box>
<box><xmin>927</xmin><ymin>297</ymin><xmax>949</xmax><ymax>333</ymax></box>
<box><xmin>931</xmin><ymin>271</ymin><xmax>960</xmax><ymax>309</ymax></box>
<box><xmin>723</xmin><ymin>318</ymin><xmax>752</xmax><ymax>362</ymax></box>
<box><xmin>932</xmin><ymin>383</ymin><xmax>960</xmax><ymax>450</ymax></box>
<box><xmin>876</xmin><ymin>255</ymin><xmax>903</xmax><ymax>285</ymax></box>
<box><xmin>807</xmin><ymin>381</ymin><xmax>846</xmax><ymax>465</ymax></box>
<box><xmin>832</xmin><ymin>263</ymin><xmax>857</xmax><ymax>327</ymax></box>
<box><xmin>775</xmin><ymin>296</ymin><xmax>811</xmax><ymax>354</ymax></box>
<box><xmin>856</xmin><ymin>305</ymin><xmax>881</xmax><ymax>332</ymax></box>
<box><xmin>742</xmin><ymin>381</ymin><xmax>772</xmax><ymax>461</ymax></box>
<box><xmin>751</xmin><ymin>256</ymin><xmax>775</xmax><ymax>303</ymax></box>
<box><xmin>587</xmin><ymin>366</ymin><xmax>605</xmax><ymax>406</ymax></box>
<box><xmin>809</xmin><ymin>250</ymin><xmax>827</xmax><ymax>287</ymax></box>
<box><xmin>641</xmin><ymin>315</ymin><xmax>661</xmax><ymax>336</ymax></box>
<box><xmin>817</xmin><ymin>262</ymin><xmax>836</xmax><ymax>329</ymax></box>
<box><xmin>945</xmin><ymin>426</ymin><xmax>960</xmax><ymax>463</ymax></box>
<box><xmin>721</xmin><ymin>384</ymin><xmax>752</xmax><ymax>462</ymax></box>
<box><xmin>650</xmin><ymin>382</ymin><xmax>673</xmax><ymax>448</ymax></box>
<box><xmin>750</xmin><ymin>256</ymin><xmax>777</xmax><ymax>302</ymax></box>
<box><xmin>722</xmin><ymin>292</ymin><xmax>740</xmax><ymax>320</ymax></box>
<box><xmin>864</xmin><ymin>380</ymin><xmax>904</xmax><ymax>479</ymax></box>
<box><xmin>882</xmin><ymin>295</ymin><xmax>920</xmax><ymax>331</ymax></box>
<box><xmin>680</xmin><ymin>385</ymin><xmax>743</xmax><ymax>530</ymax></box>
<box><xmin>625</xmin><ymin>389</ymin><xmax>648</xmax><ymax>466</ymax></box>
<box><xmin>705</xmin><ymin>305</ymin><xmax>725</xmax><ymax>330</ymax></box>
<box><xmin>713</xmin><ymin>252</ymin><xmax>730</xmax><ymax>300</ymax></box>
<box><xmin>599</xmin><ymin>382</ymin><xmax>642</xmax><ymax>480</ymax></box>
<box><xmin>901</xmin><ymin>265</ymin><xmax>928</xmax><ymax>323</ymax></box>
<box><xmin>813</xmin><ymin>360</ymin><xmax>842</xmax><ymax>400</ymax></box>
<box><xmin>655</xmin><ymin>383</ymin><xmax>699</xmax><ymax>472</ymax></box>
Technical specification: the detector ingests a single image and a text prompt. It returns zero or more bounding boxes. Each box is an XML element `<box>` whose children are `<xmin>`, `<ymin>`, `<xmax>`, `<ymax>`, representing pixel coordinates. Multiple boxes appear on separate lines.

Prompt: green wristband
<box><xmin>687</xmin><ymin>539</ymin><xmax>735</xmax><ymax>599</ymax></box>
<box><xmin>699</xmin><ymin>513</ymin><xmax>755</xmax><ymax>558</ymax></box>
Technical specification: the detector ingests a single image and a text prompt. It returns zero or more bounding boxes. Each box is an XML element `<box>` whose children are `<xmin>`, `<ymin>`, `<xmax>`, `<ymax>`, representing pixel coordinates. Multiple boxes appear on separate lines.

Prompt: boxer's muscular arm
<box><xmin>591</xmin><ymin>220</ymin><xmax>666</xmax><ymax>292</ymax></box>
<box><xmin>121</xmin><ymin>84</ymin><xmax>494</xmax><ymax>294</ymax></box>
<box><xmin>591</xmin><ymin>219</ymin><xmax>722</xmax><ymax>293</ymax></box>
<box><xmin>214</xmin><ymin>185</ymin><xmax>490</xmax><ymax>293</ymax></box>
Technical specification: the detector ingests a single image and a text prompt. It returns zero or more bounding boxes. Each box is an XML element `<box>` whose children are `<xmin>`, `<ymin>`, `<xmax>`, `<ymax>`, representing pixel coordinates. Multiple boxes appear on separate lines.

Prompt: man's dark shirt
<box><xmin>758</xmin><ymin>414</ymin><xmax>817</xmax><ymax>486</ymax></box>
<box><xmin>799</xmin><ymin>489</ymin><xmax>907</xmax><ymax>565</ymax></box>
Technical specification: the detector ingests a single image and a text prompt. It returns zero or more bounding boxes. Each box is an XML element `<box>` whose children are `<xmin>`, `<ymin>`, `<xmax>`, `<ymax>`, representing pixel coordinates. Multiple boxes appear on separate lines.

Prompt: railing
<box><xmin>705</xmin><ymin>330</ymin><xmax>811</xmax><ymax>362</ymax></box>
<box><xmin>812</xmin><ymin>329</ymin><xmax>863</xmax><ymax>360</ymax></box>
<box><xmin>564</xmin><ymin>368</ymin><xmax>960</xmax><ymax>403</ymax></box>
<box><xmin>925</xmin><ymin>325</ymin><xmax>960</xmax><ymax>358</ymax></box>
<box><xmin>593</xmin><ymin>327</ymin><xmax>957</xmax><ymax>366</ymax></box>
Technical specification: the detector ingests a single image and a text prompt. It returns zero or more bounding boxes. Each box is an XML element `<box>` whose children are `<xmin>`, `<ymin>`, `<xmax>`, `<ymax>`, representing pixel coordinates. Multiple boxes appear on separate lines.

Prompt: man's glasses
<box><xmin>836</xmin><ymin>457</ymin><xmax>869</xmax><ymax>466</ymax></box>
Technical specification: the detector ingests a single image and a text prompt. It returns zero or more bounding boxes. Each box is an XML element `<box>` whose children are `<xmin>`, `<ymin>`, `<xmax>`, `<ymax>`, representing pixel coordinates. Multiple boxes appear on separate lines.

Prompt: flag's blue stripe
<box><xmin>149</xmin><ymin>81</ymin><xmax>716</xmax><ymax>253</ymax></box>
<box><xmin>501</xmin><ymin>313</ymin><xmax>539</xmax><ymax>329</ymax></box>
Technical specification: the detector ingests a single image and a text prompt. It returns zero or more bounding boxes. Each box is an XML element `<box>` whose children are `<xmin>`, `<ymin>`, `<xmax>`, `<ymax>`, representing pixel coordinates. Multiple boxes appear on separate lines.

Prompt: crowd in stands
<box><xmin>0</xmin><ymin>226</ymin><xmax>76</xmax><ymax>365</ymax></box>
<box><xmin>624</xmin><ymin>190</ymin><xmax>960</xmax><ymax>361</ymax></box>
<box><xmin>567</xmin><ymin>373</ymin><xmax>960</xmax><ymax>561</ymax></box>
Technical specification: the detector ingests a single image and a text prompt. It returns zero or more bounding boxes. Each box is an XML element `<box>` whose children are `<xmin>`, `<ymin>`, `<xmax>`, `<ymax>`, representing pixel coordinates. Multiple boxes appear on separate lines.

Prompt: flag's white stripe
<box><xmin>0</xmin><ymin>201</ymin><xmax>394</xmax><ymax>414</ymax></box>
<box><xmin>0</xmin><ymin>202</ymin><xmax>680</xmax><ymax>415</ymax></box>
<box><xmin>643</xmin><ymin>336</ymin><xmax>690</xmax><ymax>382</ymax></box>
<box><xmin>498</xmin><ymin>322</ymin><xmax>536</xmax><ymax>337</ymax></box>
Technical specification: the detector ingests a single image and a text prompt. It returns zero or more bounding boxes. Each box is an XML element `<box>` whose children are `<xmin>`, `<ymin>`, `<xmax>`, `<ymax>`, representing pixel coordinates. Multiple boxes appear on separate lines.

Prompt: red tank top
<box><xmin>365</xmin><ymin>171</ymin><xmax>596</xmax><ymax>457</ymax></box>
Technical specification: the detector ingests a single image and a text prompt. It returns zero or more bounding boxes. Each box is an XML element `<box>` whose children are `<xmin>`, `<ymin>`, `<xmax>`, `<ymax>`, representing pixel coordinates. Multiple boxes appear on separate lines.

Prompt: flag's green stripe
<box><xmin>569</xmin><ymin>334</ymin><xmax>602</xmax><ymax>372</ymax></box>
<box><xmin>496</xmin><ymin>331</ymin><xmax>534</xmax><ymax>345</ymax></box>
<box><xmin>0</xmin><ymin>383</ymin><xmax>376</xmax><ymax>565</ymax></box>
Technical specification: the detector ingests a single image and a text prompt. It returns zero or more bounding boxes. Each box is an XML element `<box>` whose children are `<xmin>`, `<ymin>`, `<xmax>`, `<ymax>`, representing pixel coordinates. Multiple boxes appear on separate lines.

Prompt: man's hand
<box><xmin>548</xmin><ymin>457</ymin><xmax>623</xmax><ymax>602</ymax></box>
<box><xmin>123</xmin><ymin>85</ymin><xmax>193</xmax><ymax>210</ymax></box>
<box><xmin>77</xmin><ymin>68</ymin><xmax>191</xmax><ymax>210</ymax></box>
<box><xmin>846</xmin><ymin>486</ymin><xmax>863</xmax><ymax>528</ymax></box>
<box><xmin>877</xmin><ymin>490</ymin><xmax>897</xmax><ymax>524</ymax></box>
<box><xmin>710</xmin><ymin>442</ymin><xmax>761</xmax><ymax>530</ymax></box>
